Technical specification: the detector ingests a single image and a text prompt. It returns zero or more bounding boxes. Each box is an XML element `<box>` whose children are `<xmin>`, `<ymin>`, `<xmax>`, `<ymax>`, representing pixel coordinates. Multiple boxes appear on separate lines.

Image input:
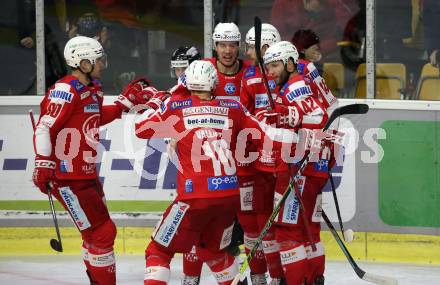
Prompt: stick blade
<box><xmin>325</xmin><ymin>103</ymin><xmax>369</xmax><ymax>130</ymax></box>
<box><xmin>363</xmin><ymin>272</ymin><xmax>398</xmax><ymax>285</ymax></box>
<box><xmin>341</xmin><ymin>103</ymin><xmax>369</xmax><ymax>116</ymax></box>
<box><xmin>50</xmin><ymin>239</ymin><xmax>63</xmax><ymax>252</ymax></box>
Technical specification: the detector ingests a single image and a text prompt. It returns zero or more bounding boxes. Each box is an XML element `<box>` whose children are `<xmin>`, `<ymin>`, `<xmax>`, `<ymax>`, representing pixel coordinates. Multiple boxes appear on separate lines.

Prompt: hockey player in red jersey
<box><xmin>263</xmin><ymin>41</ymin><xmax>334</xmax><ymax>285</ymax></box>
<box><xmin>135</xmin><ymin>60</ymin><xmax>304</xmax><ymax>285</ymax></box>
<box><xmin>180</xmin><ymin>22</ymin><xmax>253</xmax><ymax>285</ymax></box>
<box><xmin>207</xmin><ymin>22</ymin><xmax>252</xmax><ymax>101</ymax></box>
<box><xmin>32</xmin><ymin>36</ymin><xmax>155</xmax><ymax>285</ymax></box>
<box><xmin>239</xmin><ymin>23</ymin><xmax>287</xmax><ymax>285</ymax></box>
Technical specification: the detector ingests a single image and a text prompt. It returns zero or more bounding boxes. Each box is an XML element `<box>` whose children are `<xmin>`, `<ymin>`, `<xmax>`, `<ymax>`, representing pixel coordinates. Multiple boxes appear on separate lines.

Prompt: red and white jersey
<box><xmin>279</xmin><ymin>74</ymin><xmax>333</xmax><ymax>178</ymax></box>
<box><xmin>34</xmin><ymin>75</ymin><xmax>122</xmax><ymax>180</ymax></box>
<box><xmin>240</xmin><ymin>65</ymin><xmax>280</xmax><ymax>115</ymax></box>
<box><xmin>206</xmin><ymin>57</ymin><xmax>253</xmax><ymax>175</ymax></box>
<box><xmin>135</xmin><ymin>91</ymin><xmax>297</xmax><ymax>200</ymax></box>
<box><xmin>298</xmin><ymin>59</ymin><xmax>337</xmax><ymax>110</ymax></box>
<box><xmin>240</xmin><ymin>65</ymin><xmax>286</xmax><ymax>172</ymax></box>
<box><xmin>279</xmin><ymin>74</ymin><xmax>328</xmax><ymax>130</ymax></box>
<box><xmin>205</xmin><ymin>58</ymin><xmax>252</xmax><ymax>102</ymax></box>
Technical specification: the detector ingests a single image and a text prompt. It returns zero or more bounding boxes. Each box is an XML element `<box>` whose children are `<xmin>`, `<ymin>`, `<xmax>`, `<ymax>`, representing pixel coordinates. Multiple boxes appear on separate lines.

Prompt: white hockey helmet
<box><xmin>185</xmin><ymin>60</ymin><xmax>218</xmax><ymax>92</ymax></box>
<box><xmin>212</xmin><ymin>22</ymin><xmax>241</xmax><ymax>44</ymax></box>
<box><xmin>245</xmin><ymin>23</ymin><xmax>281</xmax><ymax>48</ymax></box>
<box><xmin>263</xmin><ymin>41</ymin><xmax>299</xmax><ymax>66</ymax></box>
<box><xmin>64</xmin><ymin>36</ymin><xmax>105</xmax><ymax>68</ymax></box>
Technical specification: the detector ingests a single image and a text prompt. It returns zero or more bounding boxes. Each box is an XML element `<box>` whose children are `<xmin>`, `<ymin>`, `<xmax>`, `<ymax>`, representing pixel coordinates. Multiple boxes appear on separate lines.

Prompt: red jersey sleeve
<box><xmin>135</xmin><ymin>97</ymin><xmax>184</xmax><ymax>140</ymax></box>
<box><xmin>34</xmin><ymin>81</ymin><xmax>79</xmax><ymax>158</ymax></box>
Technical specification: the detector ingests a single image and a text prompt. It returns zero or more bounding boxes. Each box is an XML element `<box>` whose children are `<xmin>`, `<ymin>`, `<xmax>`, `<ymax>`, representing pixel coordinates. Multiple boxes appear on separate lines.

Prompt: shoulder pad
<box><xmin>48</xmin><ymin>82</ymin><xmax>75</xmax><ymax>103</ymax></box>
<box><xmin>297</xmin><ymin>62</ymin><xmax>306</xmax><ymax>75</ymax></box>
<box><xmin>279</xmin><ymin>82</ymin><xmax>289</xmax><ymax>97</ymax></box>
<box><xmin>69</xmin><ymin>79</ymin><xmax>85</xmax><ymax>93</ymax></box>
<box><xmin>285</xmin><ymin>79</ymin><xmax>313</xmax><ymax>102</ymax></box>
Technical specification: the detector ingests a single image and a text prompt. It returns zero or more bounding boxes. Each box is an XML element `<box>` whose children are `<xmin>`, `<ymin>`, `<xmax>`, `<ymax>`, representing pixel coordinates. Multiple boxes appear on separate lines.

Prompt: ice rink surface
<box><xmin>1</xmin><ymin>255</ymin><xmax>439</xmax><ymax>284</ymax></box>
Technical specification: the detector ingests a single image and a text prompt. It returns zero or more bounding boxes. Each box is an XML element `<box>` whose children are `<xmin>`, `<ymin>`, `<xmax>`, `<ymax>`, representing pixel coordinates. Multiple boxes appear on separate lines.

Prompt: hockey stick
<box><xmin>254</xmin><ymin>16</ymin><xmax>275</xmax><ymax>110</ymax></box>
<box><xmin>29</xmin><ymin>110</ymin><xmax>63</xmax><ymax>252</ymax></box>
<box><xmin>231</xmin><ymin>103</ymin><xmax>369</xmax><ymax>285</ymax></box>
<box><xmin>328</xmin><ymin>171</ymin><xmax>346</xmax><ymax>238</ymax></box>
<box><xmin>321</xmin><ymin>211</ymin><xmax>398</xmax><ymax>285</ymax></box>
<box><xmin>255</xmin><ymin>13</ymin><xmax>316</xmax><ymax>255</ymax></box>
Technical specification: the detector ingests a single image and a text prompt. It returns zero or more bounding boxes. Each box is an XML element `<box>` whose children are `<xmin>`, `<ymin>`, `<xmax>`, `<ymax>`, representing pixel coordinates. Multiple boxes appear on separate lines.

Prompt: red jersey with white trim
<box><xmin>206</xmin><ymin>57</ymin><xmax>254</xmax><ymax>175</ymax></box>
<box><xmin>240</xmin><ymin>65</ymin><xmax>287</xmax><ymax>172</ymax></box>
<box><xmin>279</xmin><ymin>74</ymin><xmax>332</xmax><ymax>178</ymax></box>
<box><xmin>33</xmin><ymin>75</ymin><xmax>122</xmax><ymax>180</ymax></box>
<box><xmin>240</xmin><ymin>65</ymin><xmax>280</xmax><ymax>115</ymax></box>
<box><xmin>205</xmin><ymin>58</ymin><xmax>252</xmax><ymax>102</ymax></box>
<box><xmin>298</xmin><ymin>59</ymin><xmax>337</xmax><ymax>109</ymax></box>
<box><xmin>135</xmin><ymin>92</ymin><xmax>297</xmax><ymax>200</ymax></box>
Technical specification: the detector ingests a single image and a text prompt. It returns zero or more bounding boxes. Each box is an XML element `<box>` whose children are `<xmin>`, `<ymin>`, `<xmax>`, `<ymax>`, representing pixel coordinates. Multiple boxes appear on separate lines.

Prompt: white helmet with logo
<box><xmin>64</xmin><ymin>36</ymin><xmax>105</xmax><ymax>68</ymax></box>
<box><xmin>245</xmin><ymin>23</ymin><xmax>281</xmax><ymax>48</ymax></box>
<box><xmin>185</xmin><ymin>60</ymin><xmax>218</xmax><ymax>92</ymax></box>
<box><xmin>212</xmin><ymin>22</ymin><xmax>241</xmax><ymax>44</ymax></box>
<box><xmin>263</xmin><ymin>41</ymin><xmax>299</xmax><ymax>66</ymax></box>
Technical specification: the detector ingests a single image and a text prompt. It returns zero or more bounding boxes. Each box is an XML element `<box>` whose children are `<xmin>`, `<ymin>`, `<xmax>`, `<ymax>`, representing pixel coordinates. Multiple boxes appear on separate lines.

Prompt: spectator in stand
<box><xmin>271</xmin><ymin>0</ymin><xmax>358</xmax><ymax>59</ymax></box>
<box><xmin>422</xmin><ymin>0</ymin><xmax>440</xmax><ymax>67</ymax></box>
<box><xmin>292</xmin><ymin>29</ymin><xmax>322</xmax><ymax>64</ymax></box>
<box><xmin>68</xmin><ymin>12</ymin><xmax>110</xmax><ymax>50</ymax></box>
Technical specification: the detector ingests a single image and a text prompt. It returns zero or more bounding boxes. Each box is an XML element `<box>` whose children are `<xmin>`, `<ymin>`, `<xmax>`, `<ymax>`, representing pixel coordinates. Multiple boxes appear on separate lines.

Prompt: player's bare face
<box><xmin>90</xmin><ymin>56</ymin><xmax>107</xmax><ymax>79</ymax></box>
<box><xmin>266</xmin><ymin>61</ymin><xmax>287</xmax><ymax>85</ymax></box>
<box><xmin>174</xmin><ymin>67</ymin><xmax>186</xmax><ymax>79</ymax></box>
<box><xmin>215</xmin><ymin>42</ymin><xmax>239</xmax><ymax>67</ymax></box>
<box><xmin>245</xmin><ymin>44</ymin><xmax>257</xmax><ymax>65</ymax></box>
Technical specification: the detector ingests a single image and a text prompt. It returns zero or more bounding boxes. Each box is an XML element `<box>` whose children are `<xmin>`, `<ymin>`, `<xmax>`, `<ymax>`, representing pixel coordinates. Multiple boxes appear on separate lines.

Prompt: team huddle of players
<box><xmin>32</xmin><ymin>21</ymin><xmax>339</xmax><ymax>285</ymax></box>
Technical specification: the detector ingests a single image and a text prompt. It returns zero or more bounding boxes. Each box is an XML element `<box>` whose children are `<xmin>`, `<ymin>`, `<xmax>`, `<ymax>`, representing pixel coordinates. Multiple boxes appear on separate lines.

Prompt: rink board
<box><xmin>1</xmin><ymin>98</ymin><xmax>440</xmax><ymax>236</ymax></box>
<box><xmin>0</xmin><ymin>227</ymin><xmax>439</xmax><ymax>265</ymax></box>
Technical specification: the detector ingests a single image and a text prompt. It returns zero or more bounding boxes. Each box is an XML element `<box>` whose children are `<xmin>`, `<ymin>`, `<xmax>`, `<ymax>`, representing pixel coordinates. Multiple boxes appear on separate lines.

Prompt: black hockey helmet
<box><xmin>170</xmin><ymin>46</ymin><xmax>201</xmax><ymax>78</ymax></box>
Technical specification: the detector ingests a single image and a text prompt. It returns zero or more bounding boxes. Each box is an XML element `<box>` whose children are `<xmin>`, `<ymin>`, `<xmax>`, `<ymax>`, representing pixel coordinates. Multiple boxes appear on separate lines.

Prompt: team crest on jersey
<box><xmin>244</xmin><ymin>66</ymin><xmax>256</xmax><ymax>79</ymax></box>
<box><xmin>224</xmin><ymin>83</ymin><xmax>236</xmax><ymax>95</ymax></box>
<box><xmin>268</xmin><ymin>79</ymin><xmax>276</xmax><ymax>91</ymax></box>
<box><xmin>170</xmin><ymin>99</ymin><xmax>192</xmax><ymax>110</ymax></box>
<box><xmin>218</xmin><ymin>100</ymin><xmax>239</xmax><ymax>109</ymax></box>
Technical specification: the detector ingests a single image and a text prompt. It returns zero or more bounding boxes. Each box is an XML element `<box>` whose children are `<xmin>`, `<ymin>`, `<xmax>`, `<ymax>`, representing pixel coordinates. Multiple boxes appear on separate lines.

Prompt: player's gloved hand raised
<box><xmin>145</xmin><ymin>91</ymin><xmax>171</xmax><ymax>111</ymax></box>
<box><xmin>115</xmin><ymin>77</ymin><xmax>154</xmax><ymax>111</ymax></box>
<box><xmin>32</xmin><ymin>155</ymin><xmax>56</xmax><ymax>194</ymax></box>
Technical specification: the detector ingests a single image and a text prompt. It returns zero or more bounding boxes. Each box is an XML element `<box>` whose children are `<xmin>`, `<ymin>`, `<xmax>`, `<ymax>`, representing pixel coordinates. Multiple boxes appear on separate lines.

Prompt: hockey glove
<box><xmin>145</xmin><ymin>91</ymin><xmax>171</xmax><ymax>111</ymax></box>
<box><xmin>255</xmin><ymin>104</ymin><xmax>302</xmax><ymax>128</ymax></box>
<box><xmin>115</xmin><ymin>78</ymin><xmax>153</xmax><ymax>111</ymax></box>
<box><xmin>33</xmin><ymin>155</ymin><xmax>56</xmax><ymax>194</ymax></box>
